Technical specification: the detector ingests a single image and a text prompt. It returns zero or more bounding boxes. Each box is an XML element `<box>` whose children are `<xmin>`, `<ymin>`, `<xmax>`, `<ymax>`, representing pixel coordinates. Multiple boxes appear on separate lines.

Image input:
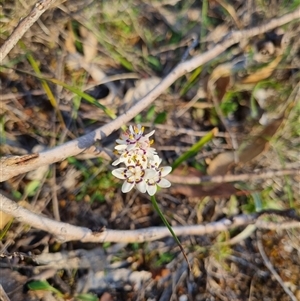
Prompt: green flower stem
<box><xmin>150</xmin><ymin>195</ymin><xmax>190</xmax><ymax>269</ymax></box>
<box><xmin>171</xmin><ymin>128</ymin><xmax>218</xmax><ymax>170</ymax></box>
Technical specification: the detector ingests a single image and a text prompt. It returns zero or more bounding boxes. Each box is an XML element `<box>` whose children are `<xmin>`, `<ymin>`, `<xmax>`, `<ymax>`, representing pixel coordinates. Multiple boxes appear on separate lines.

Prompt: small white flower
<box><xmin>115</xmin><ymin>124</ymin><xmax>155</xmax><ymax>152</ymax></box>
<box><xmin>112</xmin><ymin>125</ymin><xmax>171</xmax><ymax>195</ymax></box>
<box><xmin>145</xmin><ymin>165</ymin><xmax>172</xmax><ymax>196</ymax></box>
<box><xmin>112</xmin><ymin>148</ymin><xmax>149</xmax><ymax>169</ymax></box>
<box><xmin>112</xmin><ymin>165</ymin><xmax>147</xmax><ymax>193</ymax></box>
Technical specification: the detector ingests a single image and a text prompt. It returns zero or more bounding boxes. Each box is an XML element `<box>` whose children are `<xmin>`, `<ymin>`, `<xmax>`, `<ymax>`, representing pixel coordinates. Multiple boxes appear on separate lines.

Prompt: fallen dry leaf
<box><xmin>207</xmin><ymin>151</ymin><xmax>235</xmax><ymax>176</ymax></box>
<box><xmin>238</xmin><ymin>117</ymin><xmax>284</xmax><ymax>163</ymax></box>
<box><xmin>170</xmin><ymin>183</ymin><xmax>248</xmax><ymax>198</ymax></box>
<box><xmin>168</xmin><ymin>166</ymin><xmax>243</xmax><ymax>196</ymax></box>
<box><xmin>207</xmin><ymin>62</ymin><xmax>233</xmax><ymax>103</ymax></box>
<box><xmin>206</xmin><ymin>117</ymin><xmax>285</xmax><ymax>177</ymax></box>
<box><xmin>241</xmin><ymin>55</ymin><xmax>283</xmax><ymax>84</ymax></box>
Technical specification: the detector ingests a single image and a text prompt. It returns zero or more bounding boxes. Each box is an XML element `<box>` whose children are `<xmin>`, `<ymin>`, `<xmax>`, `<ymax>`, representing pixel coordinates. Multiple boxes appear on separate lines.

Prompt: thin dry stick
<box><xmin>50</xmin><ymin>165</ymin><xmax>60</xmax><ymax>222</ymax></box>
<box><xmin>0</xmin><ymin>285</ymin><xmax>11</xmax><ymax>301</ymax></box>
<box><xmin>0</xmin><ymin>193</ymin><xmax>253</xmax><ymax>243</ymax></box>
<box><xmin>257</xmin><ymin>231</ymin><xmax>298</xmax><ymax>301</ymax></box>
<box><xmin>256</xmin><ymin>220</ymin><xmax>300</xmax><ymax>230</ymax></box>
<box><xmin>1</xmin><ymin>193</ymin><xmax>300</xmax><ymax>244</ymax></box>
<box><xmin>167</xmin><ymin>168</ymin><xmax>299</xmax><ymax>184</ymax></box>
<box><xmin>0</xmin><ymin>0</ymin><xmax>57</xmax><ymax>63</ymax></box>
<box><xmin>1</xmin><ymin>8</ymin><xmax>299</xmax><ymax>182</ymax></box>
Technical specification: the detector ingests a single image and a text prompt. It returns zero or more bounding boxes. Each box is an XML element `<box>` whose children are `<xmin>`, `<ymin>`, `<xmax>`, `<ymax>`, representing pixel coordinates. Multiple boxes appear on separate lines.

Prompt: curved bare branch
<box><xmin>1</xmin><ymin>193</ymin><xmax>300</xmax><ymax>244</ymax></box>
<box><xmin>1</xmin><ymin>8</ymin><xmax>299</xmax><ymax>182</ymax></box>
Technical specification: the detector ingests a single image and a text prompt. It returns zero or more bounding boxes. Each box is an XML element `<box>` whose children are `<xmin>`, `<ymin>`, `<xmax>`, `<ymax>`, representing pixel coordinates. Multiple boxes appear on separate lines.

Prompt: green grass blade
<box><xmin>48</xmin><ymin>78</ymin><xmax>117</xmax><ymax>119</ymax></box>
<box><xmin>27</xmin><ymin>280</ymin><xmax>64</xmax><ymax>297</ymax></box>
<box><xmin>0</xmin><ymin>218</ymin><xmax>13</xmax><ymax>240</ymax></box>
<box><xmin>4</xmin><ymin>62</ymin><xmax>119</xmax><ymax>121</ymax></box>
<box><xmin>180</xmin><ymin>66</ymin><xmax>202</xmax><ymax>96</ymax></box>
<box><xmin>172</xmin><ymin>128</ymin><xmax>218</xmax><ymax>170</ymax></box>
<box><xmin>19</xmin><ymin>41</ymin><xmax>66</xmax><ymax>127</ymax></box>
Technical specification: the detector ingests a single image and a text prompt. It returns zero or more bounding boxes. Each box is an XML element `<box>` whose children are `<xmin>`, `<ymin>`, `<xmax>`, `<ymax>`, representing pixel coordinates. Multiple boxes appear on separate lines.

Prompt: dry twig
<box><xmin>0</xmin><ymin>285</ymin><xmax>11</xmax><ymax>301</ymax></box>
<box><xmin>167</xmin><ymin>168</ymin><xmax>299</xmax><ymax>184</ymax></box>
<box><xmin>1</xmin><ymin>8</ymin><xmax>299</xmax><ymax>182</ymax></box>
<box><xmin>1</xmin><ymin>193</ymin><xmax>300</xmax><ymax>244</ymax></box>
<box><xmin>0</xmin><ymin>0</ymin><xmax>57</xmax><ymax>63</ymax></box>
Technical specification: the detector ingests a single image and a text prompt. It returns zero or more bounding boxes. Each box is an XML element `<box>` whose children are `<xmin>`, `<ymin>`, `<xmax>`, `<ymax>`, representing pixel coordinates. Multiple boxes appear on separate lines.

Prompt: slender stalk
<box><xmin>150</xmin><ymin>195</ymin><xmax>191</xmax><ymax>270</ymax></box>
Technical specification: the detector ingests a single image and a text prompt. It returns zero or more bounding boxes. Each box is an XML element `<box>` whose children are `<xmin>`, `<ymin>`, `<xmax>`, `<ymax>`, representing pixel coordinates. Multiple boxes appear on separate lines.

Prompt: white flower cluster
<box><xmin>112</xmin><ymin>125</ymin><xmax>172</xmax><ymax>196</ymax></box>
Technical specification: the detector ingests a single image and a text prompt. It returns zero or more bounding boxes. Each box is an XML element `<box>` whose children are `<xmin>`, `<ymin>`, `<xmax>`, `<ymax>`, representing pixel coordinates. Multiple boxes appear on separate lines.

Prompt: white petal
<box><xmin>147</xmin><ymin>185</ymin><xmax>157</xmax><ymax>196</ymax></box>
<box><xmin>161</xmin><ymin>166</ymin><xmax>172</xmax><ymax>176</ymax></box>
<box><xmin>145</xmin><ymin>130</ymin><xmax>155</xmax><ymax>138</ymax></box>
<box><xmin>136</xmin><ymin>181</ymin><xmax>147</xmax><ymax>193</ymax></box>
<box><xmin>112</xmin><ymin>158</ymin><xmax>121</xmax><ymax>166</ymax></box>
<box><xmin>145</xmin><ymin>169</ymin><xmax>157</xmax><ymax>179</ymax></box>
<box><xmin>147</xmin><ymin>148</ymin><xmax>157</xmax><ymax>155</ymax></box>
<box><xmin>116</xmin><ymin>139</ymin><xmax>126</xmax><ymax>144</ymax></box>
<box><xmin>157</xmin><ymin>178</ymin><xmax>171</xmax><ymax>188</ymax></box>
<box><xmin>122</xmin><ymin>181</ymin><xmax>134</xmax><ymax>193</ymax></box>
<box><xmin>112</xmin><ymin>168</ymin><xmax>126</xmax><ymax>179</ymax></box>
<box><xmin>125</xmin><ymin>146</ymin><xmax>134</xmax><ymax>152</ymax></box>
<box><xmin>136</xmin><ymin>124</ymin><xmax>142</xmax><ymax>132</ymax></box>
<box><xmin>151</xmin><ymin>155</ymin><xmax>161</xmax><ymax>165</ymax></box>
<box><xmin>115</xmin><ymin>144</ymin><xmax>127</xmax><ymax>150</ymax></box>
